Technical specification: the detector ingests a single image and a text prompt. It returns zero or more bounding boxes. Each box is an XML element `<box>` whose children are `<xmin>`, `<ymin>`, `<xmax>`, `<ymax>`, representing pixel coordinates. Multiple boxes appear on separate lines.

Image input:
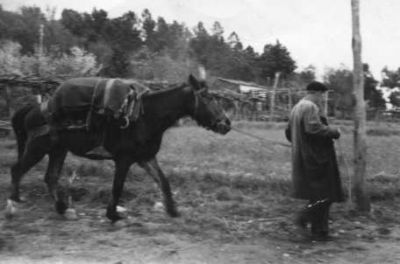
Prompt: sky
<box><xmin>2</xmin><ymin>0</ymin><xmax>400</xmax><ymax>80</ymax></box>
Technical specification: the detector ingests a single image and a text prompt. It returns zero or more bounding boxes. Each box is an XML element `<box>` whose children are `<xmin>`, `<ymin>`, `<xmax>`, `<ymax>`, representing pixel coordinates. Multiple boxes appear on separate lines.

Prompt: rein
<box><xmin>231</xmin><ymin>126</ymin><xmax>291</xmax><ymax>148</ymax></box>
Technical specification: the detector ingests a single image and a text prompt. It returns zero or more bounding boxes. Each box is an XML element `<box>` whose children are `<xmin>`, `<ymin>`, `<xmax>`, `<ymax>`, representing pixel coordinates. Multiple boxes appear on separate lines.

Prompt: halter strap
<box><xmin>193</xmin><ymin>87</ymin><xmax>207</xmax><ymax>116</ymax></box>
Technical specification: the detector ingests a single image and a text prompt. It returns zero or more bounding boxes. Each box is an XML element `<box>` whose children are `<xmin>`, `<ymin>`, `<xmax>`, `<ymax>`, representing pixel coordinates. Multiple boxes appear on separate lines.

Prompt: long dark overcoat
<box><xmin>285</xmin><ymin>98</ymin><xmax>344</xmax><ymax>202</ymax></box>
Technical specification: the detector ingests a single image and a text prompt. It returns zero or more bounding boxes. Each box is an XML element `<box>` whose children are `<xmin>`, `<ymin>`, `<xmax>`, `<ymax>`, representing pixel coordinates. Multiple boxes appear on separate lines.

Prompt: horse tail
<box><xmin>12</xmin><ymin>104</ymin><xmax>34</xmax><ymax>161</ymax></box>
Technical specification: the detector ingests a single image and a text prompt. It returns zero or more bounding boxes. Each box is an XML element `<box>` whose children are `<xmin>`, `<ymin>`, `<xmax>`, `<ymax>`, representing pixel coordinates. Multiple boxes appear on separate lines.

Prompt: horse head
<box><xmin>187</xmin><ymin>74</ymin><xmax>231</xmax><ymax>135</ymax></box>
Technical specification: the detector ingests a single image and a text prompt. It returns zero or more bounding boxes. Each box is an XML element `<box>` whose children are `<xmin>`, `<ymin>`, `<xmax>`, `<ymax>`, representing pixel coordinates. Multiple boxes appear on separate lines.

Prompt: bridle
<box><xmin>192</xmin><ymin>87</ymin><xmax>208</xmax><ymax>117</ymax></box>
<box><xmin>192</xmin><ymin>86</ymin><xmax>226</xmax><ymax>129</ymax></box>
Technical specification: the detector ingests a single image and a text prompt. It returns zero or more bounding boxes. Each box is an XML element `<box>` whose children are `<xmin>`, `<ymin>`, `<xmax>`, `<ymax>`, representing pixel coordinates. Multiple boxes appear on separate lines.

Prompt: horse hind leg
<box><xmin>9</xmin><ymin>138</ymin><xmax>48</xmax><ymax>202</ymax></box>
<box><xmin>6</xmin><ymin>137</ymin><xmax>48</xmax><ymax>218</ymax></box>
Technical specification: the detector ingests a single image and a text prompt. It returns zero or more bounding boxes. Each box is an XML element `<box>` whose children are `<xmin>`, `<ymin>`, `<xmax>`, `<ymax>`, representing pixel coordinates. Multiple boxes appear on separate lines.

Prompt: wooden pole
<box><xmin>4</xmin><ymin>84</ymin><xmax>14</xmax><ymax>120</ymax></box>
<box><xmin>39</xmin><ymin>24</ymin><xmax>44</xmax><ymax>56</ymax></box>
<box><xmin>37</xmin><ymin>24</ymin><xmax>44</xmax><ymax>75</ymax></box>
<box><xmin>351</xmin><ymin>0</ymin><xmax>370</xmax><ymax>211</ymax></box>
<box><xmin>269</xmin><ymin>72</ymin><xmax>280</xmax><ymax>122</ymax></box>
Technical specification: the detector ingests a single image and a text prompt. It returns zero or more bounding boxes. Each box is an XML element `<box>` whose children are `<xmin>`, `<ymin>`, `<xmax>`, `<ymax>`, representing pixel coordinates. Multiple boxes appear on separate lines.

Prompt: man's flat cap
<box><xmin>306</xmin><ymin>81</ymin><xmax>328</xmax><ymax>91</ymax></box>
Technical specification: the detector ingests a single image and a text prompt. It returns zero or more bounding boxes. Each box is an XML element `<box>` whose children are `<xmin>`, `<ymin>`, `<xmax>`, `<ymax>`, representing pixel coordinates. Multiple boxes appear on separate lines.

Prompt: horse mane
<box><xmin>145</xmin><ymin>82</ymin><xmax>188</xmax><ymax>98</ymax></box>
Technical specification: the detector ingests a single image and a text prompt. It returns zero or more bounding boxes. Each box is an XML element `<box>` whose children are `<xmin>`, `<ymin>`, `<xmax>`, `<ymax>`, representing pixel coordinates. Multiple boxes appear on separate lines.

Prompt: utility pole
<box><xmin>351</xmin><ymin>0</ymin><xmax>370</xmax><ymax>211</ymax></box>
<box><xmin>37</xmin><ymin>23</ymin><xmax>44</xmax><ymax>103</ymax></box>
<box><xmin>39</xmin><ymin>24</ymin><xmax>44</xmax><ymax>57</ymax></box>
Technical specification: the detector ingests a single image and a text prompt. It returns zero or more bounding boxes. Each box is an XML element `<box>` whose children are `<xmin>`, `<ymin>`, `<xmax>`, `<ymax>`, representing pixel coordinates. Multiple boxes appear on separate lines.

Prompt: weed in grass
<box><xmin>215</xmin><ymin>187</ymin><xmax>244</xmax><ymax>202</ymax></box>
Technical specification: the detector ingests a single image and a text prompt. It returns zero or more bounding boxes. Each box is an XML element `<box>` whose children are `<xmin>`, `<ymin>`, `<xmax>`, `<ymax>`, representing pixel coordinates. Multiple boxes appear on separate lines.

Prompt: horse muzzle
<box><xmin>214</xmin><ymin>118</ymin><xmax>231</xmax><ymax>135</ymax></box>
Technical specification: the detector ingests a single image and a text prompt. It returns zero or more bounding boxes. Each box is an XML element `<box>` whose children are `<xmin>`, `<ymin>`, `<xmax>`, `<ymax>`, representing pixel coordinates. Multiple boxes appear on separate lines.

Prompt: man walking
<box><xmin>285</xmin><ymin>81</ymin><xmax>344</xmax><ymax>240</ymax></box>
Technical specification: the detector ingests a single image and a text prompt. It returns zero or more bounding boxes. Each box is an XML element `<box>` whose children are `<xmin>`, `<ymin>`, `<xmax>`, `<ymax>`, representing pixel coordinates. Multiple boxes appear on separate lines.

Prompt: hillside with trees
<box><xmin>0</xmin><ymin>6</ymin><xmax>300</xmax><ymax>82</ymax></box>
<box><xmin>0</xmin><ymin>5</ymin><xmax>390</xmax><ymax>118</ymax></box>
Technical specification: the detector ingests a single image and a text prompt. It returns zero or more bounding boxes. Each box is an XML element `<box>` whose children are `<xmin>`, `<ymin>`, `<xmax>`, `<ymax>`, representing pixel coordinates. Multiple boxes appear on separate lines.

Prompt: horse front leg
<box><xmin>44</xmin><ymin>148</ymin><xmax>71</xmax><ymax>217</ymax></box>
<box><xmin>139</xmin><ymin>158</ymin><xmax>179</xmax><ymax>217</ymax></box>
<box><xmin>106</xmin><ymin>157</ymin><xmax>132</xmax><ymax>222</ymax></box>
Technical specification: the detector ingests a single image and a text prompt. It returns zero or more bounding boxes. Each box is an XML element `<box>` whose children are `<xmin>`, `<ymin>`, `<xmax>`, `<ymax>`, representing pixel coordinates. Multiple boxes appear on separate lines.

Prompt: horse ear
<box><xmin>198</xmin><ymin>65</ymin><xmax>206</xmax><ymax>81</ymax></box>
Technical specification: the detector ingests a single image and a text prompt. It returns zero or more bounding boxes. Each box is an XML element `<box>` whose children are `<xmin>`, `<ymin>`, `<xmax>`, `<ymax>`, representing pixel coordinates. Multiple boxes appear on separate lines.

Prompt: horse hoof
<box><xmin>5</xmin><ymin>199</ymin><xmax>18</xmax><ymax>220</ymax></box>
<box><xmin>106</xmin><ymin>210</ymin><xmax>124</xmax><ymax>223</ymax></box>
<box><xmin>112</xmin><ymin>218</ymin><xmax>134</xmax><ymax>228</ymax></box>
<box><xmin>169</xmin><ymin>210</ymin><xmax>180</xmax><ymax>218</ymax></box>
<box><xmin>55</xmin><ymin>201</ymin><xmax>68</xmax><ymax>215</ymax></box>
<box><xmin>116</xmin><ymin>206</ymin><xmax>128</xmax><ymax>218</ymax></box>
<box><xmin>64</xmin><ymin>208</ymin><xmax>78</xmax><ymax>220</ymax></box>
<box><xmin>153</xmin><ymin>201</ymin><xmax>164</xmax><ymax>212</ymax></box>
<box><xmin>13</xmin><ymin>196</ymin><xmax>27</xmax><ymax>203</ymax></box>
<box><xmin>165</xmin><ymin>203</ymin><xmax>180</xmax><ymax>217</ymax></box>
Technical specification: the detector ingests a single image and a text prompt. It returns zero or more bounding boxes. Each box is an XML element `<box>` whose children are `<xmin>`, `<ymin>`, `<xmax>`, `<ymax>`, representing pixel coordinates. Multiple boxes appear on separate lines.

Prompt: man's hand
<box><xmin>332</xmin><ymin>127</ymin><xmax>341</xmax><ymax>139</ymax></box>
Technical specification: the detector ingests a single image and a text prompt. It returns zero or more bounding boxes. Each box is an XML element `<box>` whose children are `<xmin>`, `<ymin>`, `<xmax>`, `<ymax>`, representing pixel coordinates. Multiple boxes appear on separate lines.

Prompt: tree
<box><xmin>165</xmin><ymin>21</ymin><xmax>188</xmax><ymax>59</ymax></box>
<box><xmin>61</xmin><ymin>9</ymin><xmax>85</xmax><ymax>37</ymax></box>
<box><xmin>91</xmin><ymin>9</ymin><xmax>108</xmax><ymax>38</ymax></box>
<box><xmin>257</xmin><ymin>40</ymin><xmax>296</xmax><ymax>80</ymax></box>
<box><xmin>101</xmin><ymin>11</ymin><xmax>143</xmax><ymax>76</ymax></box>
<box><xmin>298</xmin><ymin>65</ymin><xmax>316</xmax><ymax>84</ymax></box>
<box><xmin>363</xmin><ymin>64</ymin><xmax>385</xmax><ymax>108</ymax></box>
<box><xmin>325</xmin><ymin>68</ymin><xmax>353</xmax><ymax>118</ymax></box>
<box><xmin>212</xmin><ymin>21</ymin><xmax>224</xmax><ymax>41</ymax></box>
<box><xmin>388</xmin><ymin>90</ymin><xmax>400</xmax><ymax>108</ymax></box>
<box><xmin>141</xmin><ymin>9</ymin><xmax>157</xmax><ymax>51</ymax></box>
<box><xmin>189</xmin><ymin>22</ymin><xmax>210</xmax><ymax>66</ymax></box>
<box><xmin>227</xmin><ymin>31</ymin><xmax>240</xmax><ymax>49</ymax></box>
<box><xmin>0</xmin><ymin>6</ymin><xmax>46</xmax><ymax>55</ymax></box>
<box><xmin>151</xmin><ymin>17</ymin><xmax>169</xmax><ymax>52</ymax></box>
<box><xmin>381</xmin><ymin>67</ymin><xmax>400</xmax><ymax>89</ymax></box>
<box><xmin>0</xmin><ymin>40</ymin><xmax>100</xmax><ymax>77</ymax></box>
<box><xmin>0</xmin><ymin>40</ymin><xmax>23</xmax><ymax>75</ymax></box>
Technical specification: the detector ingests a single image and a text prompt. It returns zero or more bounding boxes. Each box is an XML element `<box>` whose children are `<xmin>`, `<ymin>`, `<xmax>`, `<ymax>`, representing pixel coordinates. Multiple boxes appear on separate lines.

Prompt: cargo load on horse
<box><xmin>42</xmin><ymin>77</ymin><xmax>150</xmax><ymax>131</ymax></box>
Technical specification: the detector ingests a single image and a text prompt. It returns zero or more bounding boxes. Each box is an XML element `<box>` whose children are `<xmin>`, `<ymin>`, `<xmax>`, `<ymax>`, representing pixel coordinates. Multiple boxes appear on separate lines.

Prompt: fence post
<box><xmin>3</xmin><ymin>84</ymin><xmax>14</xmax><ymax>137</ymax></box>
<box><xmin>269</xmin><ymin>72</ymin><xmax>280</xmax><ymax>122</ymax></box>
<box><xmin>4</xmin><ymin>84</ymin><xmax>14</xmax><ymax>120</ymax></box>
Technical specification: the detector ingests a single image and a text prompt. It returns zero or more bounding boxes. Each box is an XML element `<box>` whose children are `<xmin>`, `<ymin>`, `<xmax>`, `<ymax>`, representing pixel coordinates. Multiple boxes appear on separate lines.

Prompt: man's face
<box><xmin>316</xmin><ymin>91</ymin><xmax>326</xmax><ymax>104</ymax></box>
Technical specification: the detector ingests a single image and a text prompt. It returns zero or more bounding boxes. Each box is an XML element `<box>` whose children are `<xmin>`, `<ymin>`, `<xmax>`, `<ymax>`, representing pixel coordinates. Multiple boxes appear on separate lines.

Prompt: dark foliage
<box><xmin>1</xmin><ymin>5</ymin><xmax>298</xmax><ymax>81</ymax></box>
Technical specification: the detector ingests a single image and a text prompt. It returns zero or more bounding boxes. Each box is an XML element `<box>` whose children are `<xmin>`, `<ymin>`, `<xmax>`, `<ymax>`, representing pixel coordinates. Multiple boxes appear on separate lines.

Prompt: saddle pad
<box><xmin>45</xmin><ymin>77</ymin><xmax>150</xmax><ymax>128</ymax></box>
<box><xmin>48</xmin><ymin>77</ymin><xmax>132</xmax><ymax>115</ymax></box>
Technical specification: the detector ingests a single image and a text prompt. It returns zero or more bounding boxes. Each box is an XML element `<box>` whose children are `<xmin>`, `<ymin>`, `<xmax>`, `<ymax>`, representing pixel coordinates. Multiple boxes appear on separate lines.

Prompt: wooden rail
<box><xmin>0</xmin><ymin>120</ymin><xmax>11</xmax><ymax>131</ymax></box>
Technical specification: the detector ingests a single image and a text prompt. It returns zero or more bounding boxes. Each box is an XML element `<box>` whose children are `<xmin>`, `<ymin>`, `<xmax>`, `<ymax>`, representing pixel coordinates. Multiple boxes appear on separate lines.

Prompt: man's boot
<box><xmin>295</xmin><ymin>202</ymin><xmax>318</xmax><ymax>236</ymax></box>
<box><xmin>311</xmin><ymin>199</ymin><xmax>332</xmax><ymax>241</ymax></box>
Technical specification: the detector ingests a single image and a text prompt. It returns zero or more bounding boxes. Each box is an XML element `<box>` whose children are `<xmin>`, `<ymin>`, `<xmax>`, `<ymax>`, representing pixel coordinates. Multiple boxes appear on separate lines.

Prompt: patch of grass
<box><xmin>233</xmin><ymin>121</ymin><xmax>287</xmax><ymax>130</ymax></box>
<box><xmin>0</xmin><ymin>122</ymin><xmax>399</xmax><ymax>240</ymax></box>
<box><xmin>366</xmin><ymin>129</ymin><xmax>400</xmax><ymax>137</ymax></box>
<box><xmin>367</xmin><ymin>174</ymin><xmax>400</xmax><ymax>201</ymax></box>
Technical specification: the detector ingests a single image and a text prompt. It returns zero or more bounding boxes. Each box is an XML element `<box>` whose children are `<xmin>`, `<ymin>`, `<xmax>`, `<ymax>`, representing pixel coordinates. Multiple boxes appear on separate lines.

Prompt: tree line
<box><xmin>0</xmin><ymin>5</ymin><xmax>399</xmax><ymax>111</ymax></box>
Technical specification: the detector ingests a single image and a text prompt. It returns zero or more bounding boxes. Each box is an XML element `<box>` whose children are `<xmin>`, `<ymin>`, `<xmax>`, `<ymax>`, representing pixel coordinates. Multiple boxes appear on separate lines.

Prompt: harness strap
<box><xmin>86</xmin><ymin>79</ymin><xmax>103</xmax><ymax>131</ymax></box>
<box><xmin>119</xmin><ymin>84</ymin><xmax>150</xmax><ymax>129</ymax></box>
<box><xmin>102</xmin><ymin>79</ymin><xmax>116</xmax><ymax>110</ymax></box>
<box><xmin>193</xmin><ymin>88</ymin><xmax>207</xmax><ymax>116</ymax></box>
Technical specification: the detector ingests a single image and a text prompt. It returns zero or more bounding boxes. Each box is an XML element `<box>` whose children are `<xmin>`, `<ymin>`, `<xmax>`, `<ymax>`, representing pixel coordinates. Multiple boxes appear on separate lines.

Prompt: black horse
<box><xmin>7</xmin><ymin>75</ymin><xmax>231</xmax><ymax>222</ymax></box>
